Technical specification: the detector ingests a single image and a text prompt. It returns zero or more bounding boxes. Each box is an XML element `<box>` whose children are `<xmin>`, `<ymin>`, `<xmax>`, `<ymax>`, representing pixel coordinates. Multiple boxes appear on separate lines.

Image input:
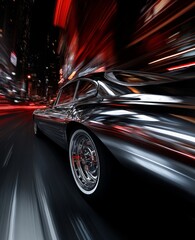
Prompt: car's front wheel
<box><xmin>69</xmin><ymin>128</ymin><xmax>112</xmax><ymax>201</ymax></box>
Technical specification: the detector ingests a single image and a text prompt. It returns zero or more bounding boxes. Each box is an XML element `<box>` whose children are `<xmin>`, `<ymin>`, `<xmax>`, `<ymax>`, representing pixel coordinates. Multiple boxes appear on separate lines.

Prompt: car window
<box><xmin>57</xmin><ymin>82</ymin><xmax>77</xmax><ymax>105</ymax></box>
<box><xmin>76</xmin><ymin>80</ymin><xmax>97</xmax><ymax>100</ymax></box>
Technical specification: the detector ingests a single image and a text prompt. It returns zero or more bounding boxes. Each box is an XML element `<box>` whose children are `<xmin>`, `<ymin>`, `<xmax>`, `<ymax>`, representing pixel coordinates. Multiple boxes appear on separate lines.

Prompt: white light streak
<box><xmin>3</xmin><ymin>144</ymin><xmax>13</xmax><ymax>167</ymax></box>
<box><xmin>8</xmin><ymin>175</ymin><xmax>18</xmax><ymax>240</ymax></box>
<box><xmin>148</xmin><ymin>47</ymin><xmax>195</xmax><ymax>64</ymax></box>
<box><xmin>145</xmin><ymin>126</ymin><xmax>195</xmax><ymax>143</ymax></box>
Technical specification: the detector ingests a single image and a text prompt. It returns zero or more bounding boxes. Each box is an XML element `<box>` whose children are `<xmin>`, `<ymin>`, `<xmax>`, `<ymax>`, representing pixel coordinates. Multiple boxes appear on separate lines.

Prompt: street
<box><xmin>0</xmin><ymin>109</ymin><xmax>194</xmax><ymax>240</ymax></box>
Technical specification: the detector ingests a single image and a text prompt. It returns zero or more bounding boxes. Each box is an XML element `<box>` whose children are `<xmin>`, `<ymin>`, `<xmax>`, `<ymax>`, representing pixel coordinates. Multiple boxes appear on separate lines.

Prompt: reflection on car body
<box><xmin>33</xmin><ymin>70</ymin><xmax>195</xmax><ymax>201</ymax></box>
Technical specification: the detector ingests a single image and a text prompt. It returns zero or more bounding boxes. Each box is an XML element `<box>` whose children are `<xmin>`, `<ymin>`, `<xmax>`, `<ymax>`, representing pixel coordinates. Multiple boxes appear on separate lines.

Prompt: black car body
<box><xmin>33</xmin><ymin>70</ymin><xmax>195</xmax><ymax>200</ymax></box>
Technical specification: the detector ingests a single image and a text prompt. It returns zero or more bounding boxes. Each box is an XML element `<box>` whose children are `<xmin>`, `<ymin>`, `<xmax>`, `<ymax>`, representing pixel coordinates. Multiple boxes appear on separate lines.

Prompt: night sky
<box><xmin>30</xmin><ymin>0</ymin><xmax>56</xmax><ymax>54</ymax></box>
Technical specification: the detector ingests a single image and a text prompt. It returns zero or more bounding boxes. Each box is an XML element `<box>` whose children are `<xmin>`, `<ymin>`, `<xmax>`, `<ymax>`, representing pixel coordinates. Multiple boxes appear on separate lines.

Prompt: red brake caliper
<box><xmin>72</xmin><ymin>155</ymin><xmax>80</xmax><ymax>161</ymax></box>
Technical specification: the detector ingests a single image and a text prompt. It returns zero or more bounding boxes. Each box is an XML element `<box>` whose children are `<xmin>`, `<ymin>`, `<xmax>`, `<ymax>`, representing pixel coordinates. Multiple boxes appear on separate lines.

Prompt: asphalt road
<box><xmin>0</xmin><ymin>109</ymin><xmax>194</xmax><ymax>240</ymax></box>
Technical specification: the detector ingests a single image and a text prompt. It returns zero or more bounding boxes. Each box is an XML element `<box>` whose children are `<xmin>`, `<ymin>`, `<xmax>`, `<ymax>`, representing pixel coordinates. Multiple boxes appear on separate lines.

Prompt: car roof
<box><xmin>61</xmin><ymin>70</ymin><xmax>185</xmax><ymax>91</ymax></box>
<box><xmin>104</xmin><ymin>70</ymin><xmax>180</xmax><ymax>86</ymax></box>
<box><xmin>71</xmin><ymin>70</ymin><xmax>179</xmax><ymax>86</ymax></box>
<box><xmin>59</xmin><ymin>70</ymin><xmax>194</xmax><ymax>97</ymax></box>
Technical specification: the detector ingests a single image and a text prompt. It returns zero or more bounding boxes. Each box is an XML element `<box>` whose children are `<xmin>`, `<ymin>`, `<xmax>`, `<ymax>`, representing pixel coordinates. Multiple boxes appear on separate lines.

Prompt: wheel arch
<box><xmin>67</xmin><ymin>121</ymin><xmax>121</xmax><ymax>201</ymax></box>
<box><xmin>66</xmin><ymin>121</ymin><xmax>117</xmax><ymax>161</ymax></box>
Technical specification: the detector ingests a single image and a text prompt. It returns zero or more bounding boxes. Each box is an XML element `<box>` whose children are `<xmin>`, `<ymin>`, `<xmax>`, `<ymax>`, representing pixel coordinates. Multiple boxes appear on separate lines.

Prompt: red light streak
<box><xmin>53</xmin><ymin>0</ymin><xmax>72</xmax><ymax>28</ymax></box>
<box><xmin>167</xmin><ymin>62</ymin><xmax>195</xmax><ymax>71</ymax></box>
<box><xmin>0</xmin><ymin>105</ymin><xmax>46</xmax><ymax>111</ymax></box>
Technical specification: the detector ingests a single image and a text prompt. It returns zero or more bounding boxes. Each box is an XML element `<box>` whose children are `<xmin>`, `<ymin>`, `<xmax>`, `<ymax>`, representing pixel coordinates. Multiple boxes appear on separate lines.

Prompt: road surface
<box><xmin>0</xmin><ymin>108</ymin><xmax>194</xmax><ymax>240</ymax></box>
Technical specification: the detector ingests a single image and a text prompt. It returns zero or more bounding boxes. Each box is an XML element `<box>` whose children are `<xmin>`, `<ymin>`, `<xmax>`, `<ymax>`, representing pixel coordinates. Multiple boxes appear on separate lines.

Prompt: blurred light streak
<box><xmin>94</xmin><ymin>66</ymin><xmax>105</xmax><ymax>72</ymax></box>
<box><xmin>100</xmin><ymin>110</ymin><xmax>136</xmax><ymax>116</ymax></box>
<box><xmin>0</xmin><ymin>105</ymin><xmax>46</xmax><ymax>110</ymax></box>
<box><xmin>69</xmin><ymin>216</ymin><xmax>92</xmax><ymax>240</ymax></box>
<box><xmin>109</xmin><ymin>129</ymin><xmax>194</xmax><ymax>183</ymax></box>
<box><xmin>89</xmin><ymin>120</ymin><xmax>104</xmax><ymax>125</ymax></box>
<box><xmin>68</xmin><ymin>70</ymin><xmax>76</xmax><ymax>80</ymax></box>
<box><xmin>55</xmin><ymin>0</ymin><xmax>117</xmax><ymax>75</ymax></box>
<box><xmin>41</xmin><ymin>193</ymin><xmax>58</xmax><ymax>240</ymax></box>
<box><xmin>53</xmin><ymin>0</ymin><xmax>72</xmax><ymax>28</ymax></box>
<box><xmin>145</xmin><ymin>126</ymin><xmax>195</xmax><ymax>145</ymax></box>
<box><xmin>167</xmin><ymin>62</ymin><xmax>195</xmax><ymax>71</ymax></box>
<box><xmin>127</xmin><ymin>1</ymin><xmax>195</xmax><ymax>47</ymax></box>
<box><xmin>148</xmin><ymin>47</ymin><xmax>195</xmax><ymax>64</ymax></box>
<box><xmin>3</xmin><ymin>144</ymin><xmax>13</xmax><ymax>167</ymax></box>
<box><xmin>133</xmin><ymin>152</ymin><xmax>195</xmax><ymax>187</ymax></box>
<box><xmin>139</xmin><ymin>95</ymin><xmax>181</xmax><ymax>103</ymax></box>
<box><xmin>114</xmin><ymin>142</ymin><xmax>195</xmax><ymax>189</ymax></box>
<box><xmin>98</xmin><ymin>81</ymin><xmax>115</xmax><ymax>96</ymax></box>
<box><xmin>8</xmin><ymin>175</ymin><xmax>18</xmax><ymax>240</ymax></box>
<box><xmin>172</xmin><ymin>115</ymin><xmax>195</xmax><ymax>124</ymax></box>
<box><xmin>35</xmin><ymin>171</ymin><xmax>59</xmax><ymax>240</ymax></box>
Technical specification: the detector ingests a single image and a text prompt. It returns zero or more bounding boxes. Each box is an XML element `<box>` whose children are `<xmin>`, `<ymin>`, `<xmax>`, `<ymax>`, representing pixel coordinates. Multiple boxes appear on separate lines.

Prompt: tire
<box><xmin>33</xmin><ymin>121</ymin><xmax>42</xmax><ymax>137</ymax></box>
<box><xmin>69</xmin><ymin>128</ymin><xmax>113</xmax><ymax>201</ymax></box>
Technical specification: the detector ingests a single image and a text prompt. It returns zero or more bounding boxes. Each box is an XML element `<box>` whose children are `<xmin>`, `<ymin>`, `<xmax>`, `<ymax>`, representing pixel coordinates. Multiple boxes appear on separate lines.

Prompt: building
<box><xmin>0</xmin><ymin>0</ymin><xmax>34</xmax><ymax>99</ymax></box>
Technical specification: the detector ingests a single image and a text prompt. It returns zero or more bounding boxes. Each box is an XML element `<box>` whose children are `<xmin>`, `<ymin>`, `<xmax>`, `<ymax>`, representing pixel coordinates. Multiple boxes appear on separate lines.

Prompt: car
<box><xmin>33</xmin><ymin>70</ymin><xmax>195</xmax><ymax>201</ymax></box>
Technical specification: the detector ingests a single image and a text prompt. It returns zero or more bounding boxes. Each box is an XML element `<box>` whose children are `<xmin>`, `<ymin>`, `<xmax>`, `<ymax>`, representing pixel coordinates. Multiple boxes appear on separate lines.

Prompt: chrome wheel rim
<box><xmin>69</xmin><ymin>129</ymin><xmax>100</xmax><ymax>195</ymax></box>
